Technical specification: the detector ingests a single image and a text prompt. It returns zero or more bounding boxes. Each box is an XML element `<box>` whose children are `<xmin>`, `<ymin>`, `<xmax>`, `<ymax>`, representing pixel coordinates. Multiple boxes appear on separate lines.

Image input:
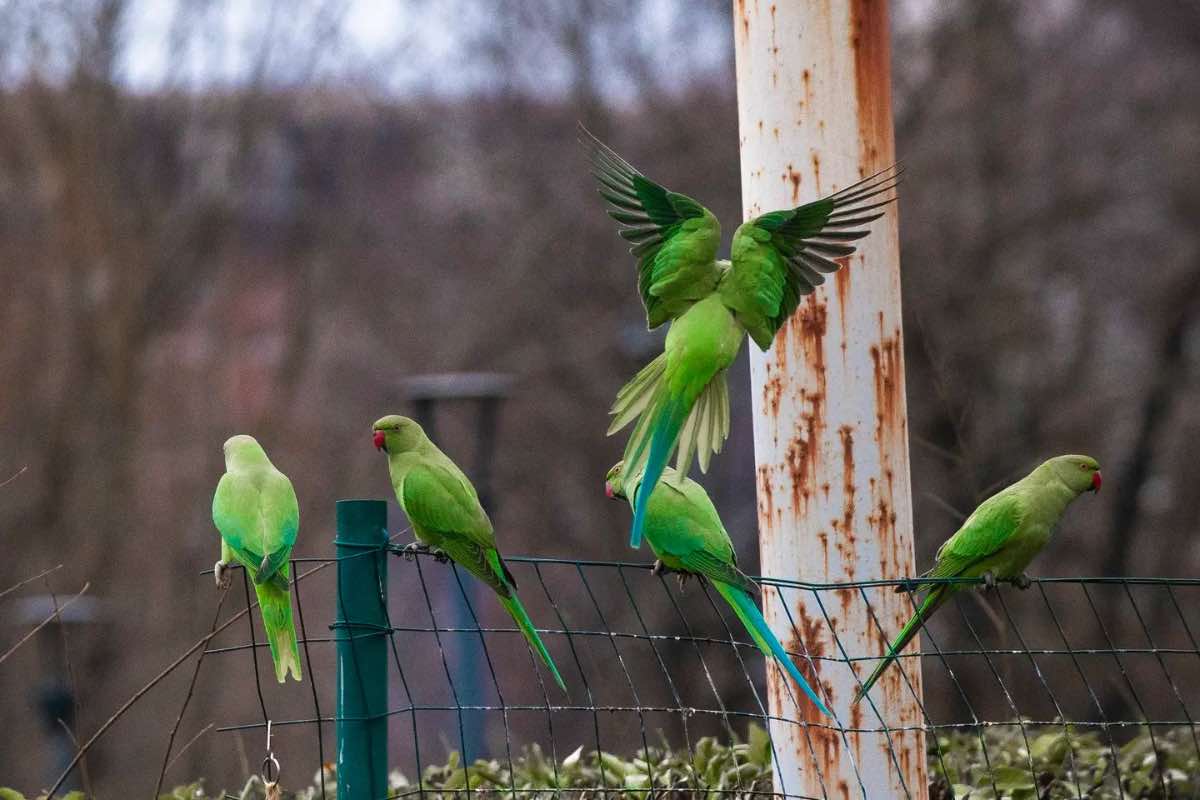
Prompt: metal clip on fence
<box><xmin>333</xmin><ymin>500</ymin><xmax>389</xmax><ymax>800</ymax></box>
<box><xmin>261</xmin><ymin>719</ymin><xmax>281</xmax><ymax>790</ymax></box>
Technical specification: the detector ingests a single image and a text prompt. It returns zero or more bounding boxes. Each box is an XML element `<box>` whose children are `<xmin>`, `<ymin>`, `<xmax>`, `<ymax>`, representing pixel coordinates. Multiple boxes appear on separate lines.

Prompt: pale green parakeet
<box><xmin>583</xmin><ymin>128</ymin><xmax>897</xmax><ymax>548</ymax></box>
<box><xmin>854</xmin><ymin>454</ymin><xmax>1102</xmax><ymax>703</ymax></box>
<box><xmin>212</xmin><ymin>435</ymin><xmax>302</xmax><ymax>683</ymax></box>
<box><xmin>372</xmin><ymin>415</ymin><xmax>566</xmax><ymax>691</ymax></box>
<box><xmin>604</xmin><ymin>461</ymin><xmax>831</xmax><ymax>717</ymax></box>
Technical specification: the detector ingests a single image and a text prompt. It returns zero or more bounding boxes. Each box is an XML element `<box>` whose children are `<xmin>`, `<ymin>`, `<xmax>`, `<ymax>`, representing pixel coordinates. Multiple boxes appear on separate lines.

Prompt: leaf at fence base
<box><xmin>747</xmin><ymin>723</ymin><xmax>772</xmax><ymax>768</ymax></box>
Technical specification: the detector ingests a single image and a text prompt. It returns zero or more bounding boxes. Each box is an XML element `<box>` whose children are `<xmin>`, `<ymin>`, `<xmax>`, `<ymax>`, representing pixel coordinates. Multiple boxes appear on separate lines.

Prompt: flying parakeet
<box><xmin>212</xmin><ymin>435</ymin><xmax>303</xmax><ymax>683</ymax></box>
<box><xmin>854</xmin><ymin>454</ymin><xmax>1102</xmax><ymax>703</ymax></box>
<box><xmin>583</xmin><ymin>128</ymin><xmax>897</xmax><ymax>548</ymax></box>
<box><xmin>372</xmin><ymin>415</ymin><xmax>566</xmax><ymax>691</ymax></box>
<box><xmin>604</xmin><ymin>460</ymin><xmax>831</xmax><ymax>717</ymax></box>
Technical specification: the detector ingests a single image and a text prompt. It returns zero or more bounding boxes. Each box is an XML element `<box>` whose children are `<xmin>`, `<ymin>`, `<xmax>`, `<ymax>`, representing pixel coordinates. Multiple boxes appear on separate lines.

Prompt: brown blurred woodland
<box><xmin>2</xmin><ymin>0</ymin><xmax>1200</xmax><ymax>795</ymax></box>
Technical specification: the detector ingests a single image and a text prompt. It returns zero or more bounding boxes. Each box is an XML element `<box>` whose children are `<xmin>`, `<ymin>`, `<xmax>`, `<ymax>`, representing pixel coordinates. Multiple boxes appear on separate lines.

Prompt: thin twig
<box><xmin>48</xmin><ymin>578</ymin><xmax>93</xmax><ymax>798</ymax></box>
<box><xmin>0</xmin><ymin>563</ymin><xmax>63</xmax><ymax>602</ymax></box>
<box><xmin>0</xmin><ymin>583</ymin><xmax>90</xmax><ymax>665</ymax></box>
<box><xmin>47</xmin><ymin>559</ymin><xmax>337</xmax><ymax>797</ymax></box>
<box><xmin>164</xmin><ymin>723</ymin><xmax>215</xmax><ymax>775</ymax></box>
<box><xmin>155</xmin><ymin>585</ymin><xmax>231</xmax><ymax>797</ymax></box>
<box><xmin>921</xmin><ymin>491</ymin><xmax>968</xmax><ymax>523</ymax></box>
<box><xmin>0</xmin><ymin>464</ymin><xmax>28</xmax><ymax>489</ymax></box>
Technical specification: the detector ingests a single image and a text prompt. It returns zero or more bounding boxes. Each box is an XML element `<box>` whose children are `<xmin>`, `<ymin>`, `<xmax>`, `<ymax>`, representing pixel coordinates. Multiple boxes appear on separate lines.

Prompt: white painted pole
<box><xmin>733</xmin><ymin>1</ymin><xmax>927</xmax><ymax>797</ymax></box>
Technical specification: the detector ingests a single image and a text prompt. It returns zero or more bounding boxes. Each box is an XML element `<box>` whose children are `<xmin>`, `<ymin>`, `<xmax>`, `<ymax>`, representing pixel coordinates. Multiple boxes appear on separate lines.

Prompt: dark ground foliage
<box><xmin>7</xmin><ymin>723</ymin><xmax>1199</xmax><ymax>799</ymax></box>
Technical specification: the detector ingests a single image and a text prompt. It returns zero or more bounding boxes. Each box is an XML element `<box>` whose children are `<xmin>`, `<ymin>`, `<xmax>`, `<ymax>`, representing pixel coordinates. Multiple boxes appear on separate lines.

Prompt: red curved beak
<box><xmin>1091</xmin><ymin>471</ymin><xmax>1102</xmax><ymax>493</ymax></box>
<box><xmin>373</xmin><ymin>430</ymin><xmax>387</xmax><ymax>452</ymax></box>
<box><xmin>604</xmin><ymin>483</ymin><xmax>615</xmax><ymax>499</ymax></box>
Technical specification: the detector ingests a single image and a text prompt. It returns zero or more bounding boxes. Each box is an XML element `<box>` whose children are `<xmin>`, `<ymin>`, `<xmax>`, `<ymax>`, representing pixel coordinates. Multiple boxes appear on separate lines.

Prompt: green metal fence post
<box><xmin>335</xmin><ymin>499</ymin><xmax>388</xmax><ymax>800</ymax></box>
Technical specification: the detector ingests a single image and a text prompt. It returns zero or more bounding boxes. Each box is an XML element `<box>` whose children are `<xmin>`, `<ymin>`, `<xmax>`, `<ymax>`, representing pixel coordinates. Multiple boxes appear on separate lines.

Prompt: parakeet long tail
<box><xmin>611</xmin><ymin>357</ymin><xmax>731</xmax><ymax>549</ymax></box>
<box><xmin>713</xmin><ymin>581</ymin><xmax>831</xmax><ymax>717</ymax></box>
<box><xmin>628</xmin><ymin>397</ymin><xmax>690</xmax><ymax>549</ymax></box>
<box><xmin>254</xmin><ymin>579</ymin><xmax>302</xmax><ymax>683</ymax></box>
<box><xmin>854</xmin><ymin>585</ymin><xmax>948</xmax><ymax>704</ymax></box>
<box><xmin>496</xmin><ymin>590</ymin><xmax>567</xmax><ymax>692</ymax></box>
<box><xmin>484</xmin><ymin>550</ymin><xmax>566</xmax><ymax>691</ymax></box>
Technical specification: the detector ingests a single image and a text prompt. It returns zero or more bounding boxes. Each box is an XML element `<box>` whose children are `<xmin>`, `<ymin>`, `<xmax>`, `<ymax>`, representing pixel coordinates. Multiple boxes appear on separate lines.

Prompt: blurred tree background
<box><xmin>1</xmin><ymin>0</ymin><xmax>1199</xmax><ymax>795</ymax></box>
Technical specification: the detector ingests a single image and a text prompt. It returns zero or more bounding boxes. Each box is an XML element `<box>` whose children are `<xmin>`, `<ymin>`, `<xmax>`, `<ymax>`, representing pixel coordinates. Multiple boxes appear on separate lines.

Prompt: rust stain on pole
<box><xmin>734</xmin><ymin>0</ymin><xmax>926</xmax><ymax>796</ymax></box>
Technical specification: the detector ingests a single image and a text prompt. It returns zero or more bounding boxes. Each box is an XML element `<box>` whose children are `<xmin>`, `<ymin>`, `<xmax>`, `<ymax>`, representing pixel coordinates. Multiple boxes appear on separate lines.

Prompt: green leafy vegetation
<box><xmin>5</xmin><ymin>723</ymin><xmax>1198</xmax><ymax>800</ymax></box>
<box><xmin>929</xmin><ymin>724</ymin><xmax>1199</xmax><ymax>799</ymax></box>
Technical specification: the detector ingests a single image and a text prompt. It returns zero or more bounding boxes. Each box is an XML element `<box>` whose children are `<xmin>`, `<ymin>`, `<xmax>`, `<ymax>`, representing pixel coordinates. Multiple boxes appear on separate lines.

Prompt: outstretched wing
<box><xmin>581</xmin><ymin>126</ymin><xmax>722</xmax><ymax>328</ymax></box>
<box><xmin>721</xmin><ymin>167</ymin><xmax>899</xmax><ymax>349</ymax></box>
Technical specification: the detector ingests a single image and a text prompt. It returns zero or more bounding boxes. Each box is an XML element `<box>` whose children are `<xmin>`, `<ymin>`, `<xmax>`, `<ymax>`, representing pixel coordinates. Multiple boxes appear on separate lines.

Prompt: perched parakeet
<box><xmin>212</xmin><ymin>435</ymin><xmax>302</xmax><ymax>683</ymax></box>
<box><xmin>604</xmin><ymin>461</ymin><xmax>831</xmax><ymax>717</ymax></box>
<box><xmin>854</xmin><ymin>454</ymin><xmax>1102</xmax><ymax>703</ymax></box>
<box><xmin>583</xmin><ymin>129</ymin><xmax>897</xmax><ymax>548</ymax></box>
<box><xmin>372</xmin><ymin>415</ymin><xmax>566</xmax><ymax>691</ymax></box>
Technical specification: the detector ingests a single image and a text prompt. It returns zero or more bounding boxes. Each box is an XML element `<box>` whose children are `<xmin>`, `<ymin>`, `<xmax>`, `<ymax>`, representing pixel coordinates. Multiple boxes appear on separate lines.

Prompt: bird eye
<box><xmin>1079</xmin><ymin>463</ymin><xmax>1088</xmax><ymax>471</ymax></box>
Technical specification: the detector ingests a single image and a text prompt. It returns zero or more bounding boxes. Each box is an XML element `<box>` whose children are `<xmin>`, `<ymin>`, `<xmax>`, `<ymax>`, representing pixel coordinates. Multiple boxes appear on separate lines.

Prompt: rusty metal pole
<box><xmin>733</xmin><ymin>1</ymin><xmax>927</xmax><ymax>797</ymax></box>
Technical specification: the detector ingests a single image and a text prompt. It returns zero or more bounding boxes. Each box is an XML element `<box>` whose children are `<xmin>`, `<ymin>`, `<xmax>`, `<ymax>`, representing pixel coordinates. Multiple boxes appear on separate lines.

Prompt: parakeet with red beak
<box><xmin>855</xmin><ymin>454</ymin><xmax>1101</xmax><ymax>703</ymax></box>
<box><xmin>583</xmin><ymin>128</ymin><xmax>897</xmax><ymax>548</ymax></box>
<box><xmin>373</xmin><ymin>415</ymin><xmax>566</xmax><ymax>691</ymax></box>
<box><xmin>212</xmin><ymin>435</ymin><xmax>302</xmax><ymax>683</ymax></box>
<box><xmin>605</xmin><ymin>461</ymin><xmax>831</xmax><ymax>717</ymax></box>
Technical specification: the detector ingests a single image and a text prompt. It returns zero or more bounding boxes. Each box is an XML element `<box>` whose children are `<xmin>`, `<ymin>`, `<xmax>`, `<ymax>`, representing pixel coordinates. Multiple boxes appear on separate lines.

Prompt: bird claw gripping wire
<box><xmin>400</xmin><ymin>542</ymin><xmax>431</xmax><ymax>561</ymax></box>
<box><xmin>1013</xmin><ymin>572</ymin><xmax>1033</xmax><ymax>590</ymax></box>
<box><xmin>651</xmin><ymin>560</ymin><xmax>693</xmax><ymax>591</ymax></box>
<box><xmin>979</xmin><ymin>572</ymin><xmax>998</xmax><ymax>591</ymax></box>
<box><xmin>213</xmin><ymin>561</ymin><xmax>232</xmax><ymax>590</ymax></box>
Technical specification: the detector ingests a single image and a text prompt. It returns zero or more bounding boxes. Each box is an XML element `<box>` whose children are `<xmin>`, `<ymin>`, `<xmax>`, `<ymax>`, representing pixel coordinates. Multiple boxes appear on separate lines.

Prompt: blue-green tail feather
<box><xmin>853</xmin><ymin>586</ymin><xmax>947</xmax><ymax>704</ymax></box>
<box><xmin>629</xmin><ymin>399</ymin><xmax>687</xmax><ymax>549</ymax></box>
<box><xmin>498</xmin><ymin>592</ymin><xmax>567</xmax><ymax>692</ymax></box>
<box><xmin>715</xmin><ymin>582</ymin><xmax>831</xmax><ymax>717</ymax></box>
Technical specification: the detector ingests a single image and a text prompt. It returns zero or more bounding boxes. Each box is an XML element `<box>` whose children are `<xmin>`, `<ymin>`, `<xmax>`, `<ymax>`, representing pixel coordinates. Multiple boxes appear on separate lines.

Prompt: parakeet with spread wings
<box><xmin>583</xmin><ymin>128</ymin><xmax>897</xmax><ymax>548</ymax></box>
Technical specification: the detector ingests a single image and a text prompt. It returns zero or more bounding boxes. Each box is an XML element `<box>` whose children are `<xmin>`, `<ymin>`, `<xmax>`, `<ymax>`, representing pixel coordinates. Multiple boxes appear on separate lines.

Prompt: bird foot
<box><xmin>400</xmin><ymin>542</ymin><xmax>431</xmax><ymax>561</ymax></box>
<box><xmin>1013</xmin><ymin>573</ymin><xmax>1033</xmax><ymax>590</ymax></box>
<box><xmin>652</xmin><ymin>559</ymin><xmax>668</xmax><ymax>577</ymax></box>
<box><xmin>979</xmin><ymin>572</ymin><xmax>997</xmax><ymax>591</ymax></box>
<box><xmin>676</xmin><ymin>573</ymin><xmax>691</xmax><ymax>592</ymax></box>
<box><xmin>214</xmin><ymin>561</ymin><xmax>232</xmax><ymax>590</ymax></box>
<box><xmin>431</xmin><ymin>549</ymin><xmax>451</xmax><ymax>564</ymax></box>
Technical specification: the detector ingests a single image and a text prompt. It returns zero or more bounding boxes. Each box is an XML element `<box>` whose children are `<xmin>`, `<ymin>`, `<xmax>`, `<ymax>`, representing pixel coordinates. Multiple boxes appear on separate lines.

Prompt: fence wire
<box><xmin>153</xmin><ymin>541</ymin><xmax>1200</xmax><ymax>798</ymax></box>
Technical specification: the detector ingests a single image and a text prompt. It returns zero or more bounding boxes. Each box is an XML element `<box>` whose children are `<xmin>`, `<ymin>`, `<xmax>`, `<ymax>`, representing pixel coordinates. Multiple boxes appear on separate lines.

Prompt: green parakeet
<box><xmin>583</xmin><ymin>129</ymin><xmax>897</xmax><ymax>548</ymax></box>
<box><xmin>854</xmin><ymin>454</ymin><xmax>1102</xmax><ymax>703</ymax></box>
<box><xmin>212</xmin><ymin>435</ymin><xmax>302</xmax><ymax>683</ymax></box>
<box><xmin>372</xmin><ymin>415</ymin><xmax>566</xmax><ymax>691</ymax></box>
<box><xmin>604</xmin><ymin>460</ymin><xmax>831</xmax><ymax>717</ymax></box>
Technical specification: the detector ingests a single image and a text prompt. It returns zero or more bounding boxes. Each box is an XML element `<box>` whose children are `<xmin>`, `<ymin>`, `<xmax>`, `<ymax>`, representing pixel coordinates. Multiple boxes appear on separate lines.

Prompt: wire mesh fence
<box><xmin>172</xmin><ymin>528</ymin><xmax>1200</xmax><ymax>800</ymax></box>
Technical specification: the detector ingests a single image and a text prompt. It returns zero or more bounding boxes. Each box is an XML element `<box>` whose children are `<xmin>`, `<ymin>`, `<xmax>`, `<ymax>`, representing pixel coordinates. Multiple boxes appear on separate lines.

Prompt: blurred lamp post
<box><xmin>403</xmin><ymin>372</ymin><xmax>515</xmax><ymax>761</ymax></box>
<box><xmin>10</xmin><ymin>593</ymin><xmax>105</xmax><ymax>789</ymax></box>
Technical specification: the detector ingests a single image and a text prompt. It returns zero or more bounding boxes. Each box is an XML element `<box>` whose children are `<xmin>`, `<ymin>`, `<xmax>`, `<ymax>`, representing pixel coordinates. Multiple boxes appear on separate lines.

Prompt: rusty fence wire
<box><xmin>180</xmin><ymin>541</ymin><xmax>1200</xmax><ymax>800</ymax></box>
<box><xmin>32</xmin><ymin>539</ymin><xmax>1200</xmax><ymax>799</ymax></box>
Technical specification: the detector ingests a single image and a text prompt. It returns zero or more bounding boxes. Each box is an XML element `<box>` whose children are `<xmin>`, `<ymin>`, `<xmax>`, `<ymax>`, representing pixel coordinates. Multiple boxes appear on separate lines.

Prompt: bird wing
<box><xmin>926</xmin><ymin>490</ymin><xmax>1025</xmax><ymax>581</ymax></box>
<box><xmin>581</xmin><ymin>127</ymin><xmax>722</xmax><ymax>328</ymax></box>
<box><xmin>212</xmin><ymin>471</ymin><xmax>297</xmax><ymax>582</ymax></box>
<box><xmin>652</xmin><ymin>478</ymin><xmax>757</xmax><ymax>594</ymax></box>
<box><xmin>256</xmin><ymin>469</ymin><xmax>300</xmax><ymax>583</ymax></box>
<box><xmin>720</xmin><ymin>167</ymin><xmax>898</xmax><ymax>349</ymax></box>
<box><xmin>401</xmin><ymin>463</ymin><xmax>495</xmax><ymax>550</ymax></box>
